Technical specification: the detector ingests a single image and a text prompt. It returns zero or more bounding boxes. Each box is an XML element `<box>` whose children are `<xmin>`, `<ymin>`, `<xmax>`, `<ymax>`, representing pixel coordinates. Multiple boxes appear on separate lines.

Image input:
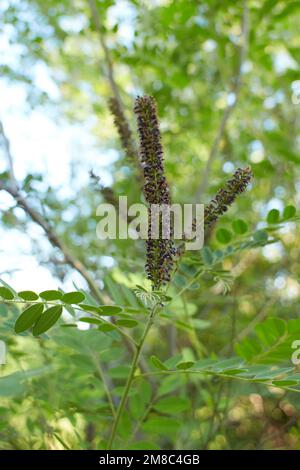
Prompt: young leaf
<box><xmin>216</xmin><ymin>228</ymin><xmax>232</xmax><ymax>244</ymax></box>
<box><xmin>267</xmin><ymin>208</ymin><xmax>280</xmax><ymax>224</ymax></box>
<box><xmin>61</xmin><ymin>292</ymin><xmax>85</xmax><ymax>304</ymax></box>
<box><xmin>142</xmin><ymin>417</ymin><xmax>180</xmax><ymax>435</ymax></box>
<box><xmin>135</xmin><ymin>284</ymin><xmax>147</xmax><ymax>292</ymax></box>
<box><xmin>235</xmin><ymin>317</ymin><xmax>300</xmax><ymax>364</ymax></box>
<box><xmin>116</xmin><ymin>319</ymin><xmax>138</xmax><ymax>328</ymax></box>
<box><xmin>98</xmin><ymin>323</ymin><xmax>116</xmax><ymax>332</ymax></box>
<box><xmin>18</xmin><ymin>291</ymin><xmax>39</xmax><ymax>301</ymax></box>
<box><xmin>176</xmin><ymin>361</ymin><xmax>195</xmax><ymax>370</ymax></box>
<box><xmin>108</xmin><ymin>365</ymin><xmax>131</xmax><ymax>379</ymax></box>
<box><xmin>0</xmin><ymin>287</ymin><xmax>14</xmax><ymax>300</ymax></box>
<box><xmin>78</xmin><ymin>317</ymin><xmax>102</xmax><ymax>325</ymax></box>
<box><xmin>164</xmin><ymin>354</ymin><xmax>183</xmax><ymax>369</ymax></box>
<box><xmin>283</xmin><ymin>205</ymin><xmax>296</xmax><ymax>220</ymax></box>
<box><xmin>154</xmin><ymin>396</ymin><xmax>190</xmax><ymax>414</ymax></box>
<box><xmin>39</xmin><ymin>290</ymin><xmax>63</xmax><ymax>301</ymax></box>
<box><xmin>150</xmin><ymin>355</ymin><xmax>168</xmax><ymax>371</ymax></box>
<box><xmin>253</xmin><ymin>230</ymin><xmax>268</xmax><ymax>243</ymax></box>
<box><xmin>0</xmin><ymin>278</ymin><xmax>17</xmax><ymax>295</ymax></box>
<box><xmin>201</xmin><ymin>246</ymin><xmax>214</xmax><ymax>265</ymax></box>
<box><xmin>15</xmin><ymin>304</ymin><xmax>44</xmax><ymax>334</ymax></box>
<box><xmin>32</xmin><ymin>305</ymin><xmax>63</xmax><ymax>336</ymax></box>
<box><xmin>80</xmin><ymin>304</ymin><xmax>101</xmax><ymax>313</ymax></box>
<box><xmin>232</xmin><ymin>219</ymin><xmax>248</xmax><ymax>234</ymax></box>
<box><xmin>272</xmin><ymin>380</ymin><xmax>299</xmax><ymax>387</ymax></box>
<box><xmin>99</xmin><ymin>305</ymin><xmax>124</xmax><ymax>315</ymax></box>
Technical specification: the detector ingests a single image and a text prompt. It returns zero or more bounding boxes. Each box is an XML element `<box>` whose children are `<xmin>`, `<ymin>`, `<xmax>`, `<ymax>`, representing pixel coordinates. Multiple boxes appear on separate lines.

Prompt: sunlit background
<box><xmin>0</xmin><ymin>1</ymin><xmax>137</xmax><ymax>291</ymax></box>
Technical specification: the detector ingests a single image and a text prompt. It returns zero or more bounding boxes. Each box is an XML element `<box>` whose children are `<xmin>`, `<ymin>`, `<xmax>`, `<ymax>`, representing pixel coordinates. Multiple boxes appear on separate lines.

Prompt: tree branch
<box><xmin>87</xmin><ymin>0</ymin><xmax>122</xmax><ymax>107</ymax></box>
<box><xmin>0</xmin><ymin>118</ymin><xmax>100</xmax><ymax>299</ymax></box>
<box><xmin>87</xmin><ymin>0</ymin><xmax>140</xmax><ymax>170</ymax></box>
<box><xmin>196</xmin><ymin>0</ymin><xmax>249</xmax><ymax>200</ymax></box>
<box><xmin>0</xmin><ymin>179</ymin><xmax>102</xmax><ymax>300</ymax></box>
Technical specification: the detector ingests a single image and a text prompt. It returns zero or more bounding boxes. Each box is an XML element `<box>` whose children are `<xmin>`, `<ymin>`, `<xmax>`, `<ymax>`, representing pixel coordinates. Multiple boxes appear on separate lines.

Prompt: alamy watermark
<box><xmin>96</xmin><ymin>197</ymin><xmax>204</xmax><ymax>250</ymax></box>
<box><xmin>291</xmin><ymin>340</ymin><xmax>300</xmax><ymax>365</ymax></box>
<box><xmin>0</xmin><ymin>340</ymin><xmax>6</xmax><ymax>365</ymax></box>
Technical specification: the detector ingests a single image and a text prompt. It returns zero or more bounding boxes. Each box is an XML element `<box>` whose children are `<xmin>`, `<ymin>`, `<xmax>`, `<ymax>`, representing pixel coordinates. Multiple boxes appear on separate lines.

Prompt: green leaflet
<box><xmin>150</xmin><ymin>355</ymin><xmax>168</xmax><ymax>371</ymax></box>
<box><xmin>14</xmin><ymin>303</ymin><xmax>44</xmax><ymax>334</ymax></box>
<box><xmin>153</xmin><ymin>396</ymin><xmax>191</xmax><ymax>414</ymax></box>
<box><xmin>99</xmin><ymin>305</ymin><xmax>124</xmax><ymax>315</ymax></box>
<box><xmin>18</xmin><ymin>290</ymin><xmax>39</xmax><ymax>301</ymax></box>
<box><xmin>61</xmin><ymin>292</ymin><xmax>85</xmax><ymax>304</ymax></box>
<box><xmin>232</xmin><ymin>219</ymin><xmax>248</xmax><ymax>234</ymax></box>
<box><xmin>0</xmin><ymin>287</ymin><xmax>14</xmax><ymax>300</ymax></box>
<box><xmin>0</xmin><ymin>368</ymin><xmax>51</xmax><ymax>397</ymax></box>
<box><xmin>216</xmin><ymin>228</ymin><xmax>232</xmax><ymax>244</ymax></box>
<box><xmin>235</xmin><ymin>317</ymin><xmax>300</xmax><ymax>364</ymax></box>
<box><xmin>267</xmin><ymin>208</ymin><xmax>280</xmax><ymax>224</ymax></box>
<box><xmin>78</xmin><ymin>317</ymin><xmax>102</xmax><ymax>324</ymax></box>
<box><xmin>283</xmin><ymin>205</ymin><xmax>296</xmax><ymax>220</ymax></box>
<box><xmin>32</xmin><ymin>305</ymin><xmax>63</xmax><ymax>336</ymax></box>
<box><xmin>116</xmin><ymin>319</ymin><xmax>138</xmax><ymax>328</ymax></box>
<box><xmin>39</xmin><ymin>290</ymin><xmax>63</xmax><ymax>301</ymax></box>
<box><xmin>176</xmin><ymin>361</ymin><xmax>195</xmax><ymax>370</ymax></box>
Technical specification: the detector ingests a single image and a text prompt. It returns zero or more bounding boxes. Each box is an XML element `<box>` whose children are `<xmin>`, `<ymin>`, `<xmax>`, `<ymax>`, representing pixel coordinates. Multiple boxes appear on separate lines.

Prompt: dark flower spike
<box><xmin>134</xmin><ymin>95</ymin><xmax>175</xmax><ymax>289</ymax></box>
<box><xmin>180</xmin><ymin>166</ymin><xmax>253</xmax><ymax>258</ymax></box>
<box><xmin>109</xmin><ymin>97</ymin><xmax>139</xmax><ymax>167</ymax></box>
<box><xmin>204</xmin><ymin>166</ymin><xmax>253</xmax><ymax>227</ymax></box>
<box><xmin>134</xmin><ymin>95</ymin><xmax>170</xmax><ymax>205</ymax></box>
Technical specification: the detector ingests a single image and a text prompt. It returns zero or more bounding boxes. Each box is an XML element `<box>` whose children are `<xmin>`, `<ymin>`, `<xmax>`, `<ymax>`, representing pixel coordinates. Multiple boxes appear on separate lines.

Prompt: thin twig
<box><xmin>87</xmin><ymin>0</ymin><xmax>122</xmax><ymax>109</ymax></box>
<box><xmin>0</xmin><ymin>118</ymin><xmax>101</xmax><ymax>295</ymax></box>
<box><xmin>126</xmin><ymin>391</ymin><xmax>158</xmax><ymax>447</ymax></box>
<box><xmin>134</xmin><ymin>370</ymin><xmax>300</xmax><ymax>394</ymax></box>
<box><xmin>196</xmin><ymin>0</ymin><xmax>249</xmax><ymax>200</ymax></box>
<box><xmin>87</xmin><ymin>0</ymin><xmax>139</xmax><ymax>164</ymax></box>
<box><xmin>90</xmin><ymin>351</ymin><xmax>117</xmax><ymax>418</ymax></box>
<box><xmin>52</xmin><ymin>432</ymin><xmax>71</xmax><ymax>450</ymax></box>
<box><xmin>0</xmin><ymin>181</ymin><xmax>101</xmax><ymax>300</ymax></box>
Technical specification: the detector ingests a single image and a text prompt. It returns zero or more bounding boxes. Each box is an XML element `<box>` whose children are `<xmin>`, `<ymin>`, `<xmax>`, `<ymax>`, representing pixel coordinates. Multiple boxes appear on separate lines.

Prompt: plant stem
<box><xmin>52</xmin><ymin>432</ymin><xmax>71</xmax><ymax>450</ymax></box>
<box><xmin>125</xmin><ymin>392</ymin><xmax>157</xmax><ymax>447</ymax></box>
<box><xmin>90</xmin><ymin>351</ymin><xmax>116</xmax><ymax>418</ymax></box>
<box><xmin>107</xmin><ymin>304</ymin><xmax>159</xmax><ymax>450</ymax></box>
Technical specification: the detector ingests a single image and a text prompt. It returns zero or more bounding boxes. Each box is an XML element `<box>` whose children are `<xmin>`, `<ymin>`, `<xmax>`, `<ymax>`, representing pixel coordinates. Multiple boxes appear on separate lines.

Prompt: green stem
<box><xmin>170</xmin><ymin>268</ymin><xmax>203</xmax><ymax>302</ymax></box>
<box><xmin>125</xmin><ymin>392</ymin><xmax>157</xmax><ymax>447</ymax></box>
<box><xmin>133</xmin><ymin>370</ymin><xmax>300</xmax><ymax>394</ymax></box>
<box><xmin>90</xmin><ymin>351</ymin><xmax>116</xmax><ymax>418</ymax></box>
<box><xmin>107</xmin><ymin>304</ymin><xmax>159</xmax><ymax>450</ymax></box>
<box><xmin>52</xmin><ymin>432</ymin><xmax>71</xmax><ymax>450</ymax></box>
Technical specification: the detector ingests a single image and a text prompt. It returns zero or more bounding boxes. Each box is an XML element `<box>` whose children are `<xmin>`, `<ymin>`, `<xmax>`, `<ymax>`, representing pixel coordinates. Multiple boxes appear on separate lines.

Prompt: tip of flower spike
<box><xmin>204</xmin><ymin>166</ymin><xmax>253</xmax><ymax>228</ymax></box>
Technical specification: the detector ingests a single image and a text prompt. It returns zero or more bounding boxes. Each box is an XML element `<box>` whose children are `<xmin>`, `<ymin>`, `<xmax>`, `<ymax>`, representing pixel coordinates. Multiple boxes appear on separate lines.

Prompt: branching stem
<box><xmin>107</xmin><ymin>303</ymin><xmax>160</xmax><ymax>450</ymax></box>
